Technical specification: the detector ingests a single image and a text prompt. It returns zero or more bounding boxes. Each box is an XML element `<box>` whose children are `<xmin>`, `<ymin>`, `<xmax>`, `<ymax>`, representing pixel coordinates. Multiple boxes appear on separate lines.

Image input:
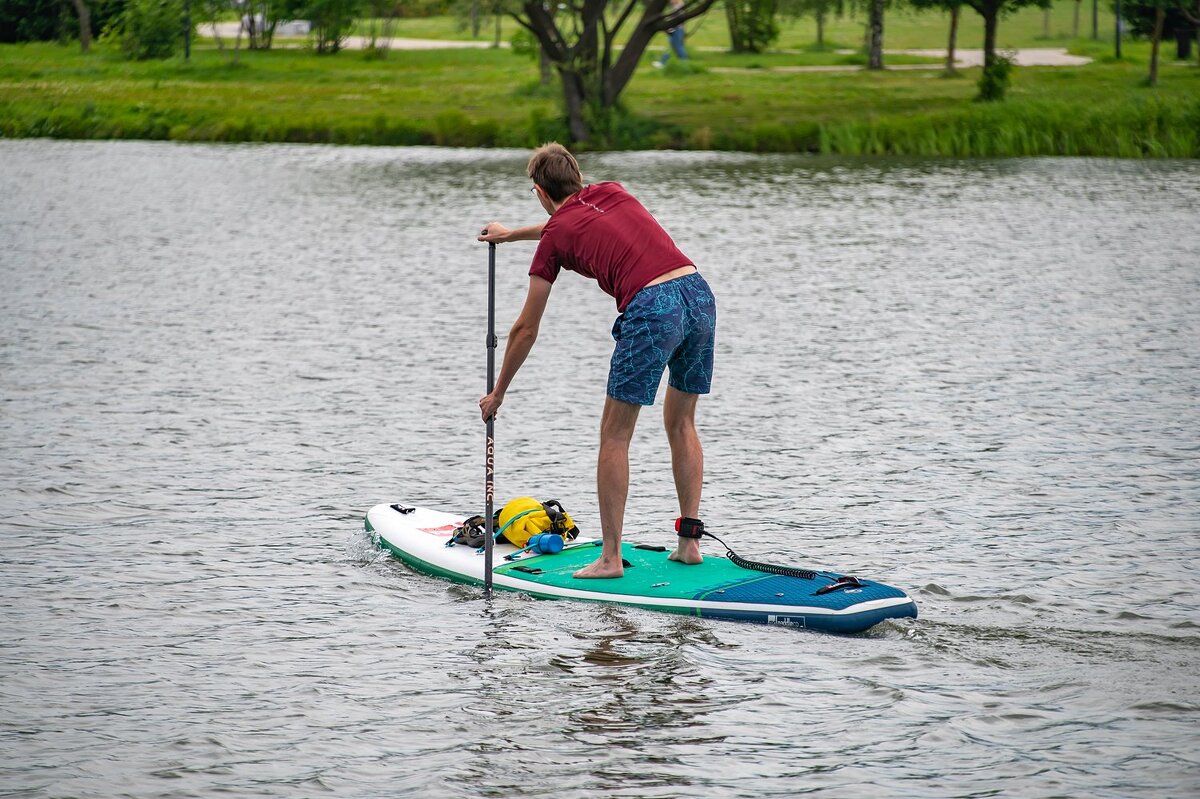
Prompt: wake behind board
<box><xmin>365</xmin><ymin>502</ymin><xmax>917</xmax><ymax>634</ymax></box>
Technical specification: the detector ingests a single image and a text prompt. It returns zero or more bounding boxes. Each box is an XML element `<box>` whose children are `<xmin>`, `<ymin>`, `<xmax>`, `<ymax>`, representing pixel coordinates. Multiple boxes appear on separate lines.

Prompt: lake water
<box><xmin>1</xmin><ymin>140</ymin><xmax>1198</xmax><ymax>798</ymax></box>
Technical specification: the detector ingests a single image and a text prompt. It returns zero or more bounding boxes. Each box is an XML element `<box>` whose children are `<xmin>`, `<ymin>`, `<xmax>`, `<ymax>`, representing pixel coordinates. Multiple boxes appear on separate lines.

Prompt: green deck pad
<box><xmin>495</xmin><ymin>541</ymin><xmax>794</xmax><ymax>600</ymax></box>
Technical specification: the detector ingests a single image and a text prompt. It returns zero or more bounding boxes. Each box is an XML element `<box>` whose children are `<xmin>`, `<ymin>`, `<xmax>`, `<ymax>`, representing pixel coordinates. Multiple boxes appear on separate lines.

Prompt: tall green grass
<box><xmin>814</xmin><ymin>97</ymin><xmax>1200</xmax><ymax>157</ymax></box>
<box><xmin>1</xmin><ymin>41</ymin><xmax>1196</xmax><ymax>156</ymax></box>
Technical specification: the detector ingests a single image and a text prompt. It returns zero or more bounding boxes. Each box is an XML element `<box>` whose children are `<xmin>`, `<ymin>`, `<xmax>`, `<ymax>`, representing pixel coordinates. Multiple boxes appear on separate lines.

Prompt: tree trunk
<box><xmin>560</xmin><ymin>69</ymin><xmax>590</xmax><ymax>142</ymax></box>
<box><xmin>727</xmin><ymin>2</ymin><xmax>745</xmax><ymax>51</ymax></box>
<box><xmin>946</xmin><ymin>5</ymin><xmax>959</xmax><ymax>74</ymax></box>
<box><xmin>1092</xmin><ymin>0</ymin><xmax>1098</xmax><ymax>39</ymax></box>
<box><xmin>1148</xmin><ymin>4</ymin><xmax>1164</xmax><ymax>86</ymax></box>
<box><xmin>983</xmin><ymin>9</ymin><xmax>998</xmax><ymax>68</ymax></box>
<box><xmin>1042</xmin><ymin>6</ymin><xmax>1050</xmax><ymax>38</ymax></box>
<box><xmin>604</xmin><ymin>13</ymin><xmax>663</xmax><ymax>104</ymax></box>
<box><xmin>1073</xmin><ymin>0</ymin><xmax>1080</xmax><ymax>37</ymax></box>
<box><xmin>471</xmin><ymin>1</ymin><xmax>480</xmax><ymax>37</ymax></box>
<box><xmin>494</xmin><ymin>12</ymin><xmax>501</xmax><ymax>48</ymax></box>
<box><xmin>68</xmin><ymin>0</ymin><xmax>91</xmax><ymax>52</ymax></box>
<box><xmin>816</xmin><ymin>4</ymin><xmax>825</xmax><ymax>46</ymax></box>
<box><xmin>517</xmin><ymin>0</ymin><xmax>714</xmax><ymax>143</ymax></box>
<box><xmin>539</xmin><ymin>46</ymin><xmax>552</xmax><ymax>85</ymax></box>
<box><xmin>867</xmin><ymin>0</ymin><xmax>884</xmax><ymax>69</ymax></box>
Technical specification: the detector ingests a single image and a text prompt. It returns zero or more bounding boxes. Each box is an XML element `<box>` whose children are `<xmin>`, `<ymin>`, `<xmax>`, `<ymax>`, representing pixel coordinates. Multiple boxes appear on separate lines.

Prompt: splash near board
<box><xmin>365</xmin><ymin>502</ymin><xmax>917</xmax><ymax>634</ymax></box>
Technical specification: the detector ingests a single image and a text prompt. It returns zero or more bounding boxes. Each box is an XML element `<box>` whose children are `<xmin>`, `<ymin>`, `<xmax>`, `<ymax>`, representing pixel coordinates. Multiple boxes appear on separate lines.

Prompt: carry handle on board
<box><xmin>483</xmin><ymin>242</ymin><xmax>497</xmax><ymax>593</ymax></box>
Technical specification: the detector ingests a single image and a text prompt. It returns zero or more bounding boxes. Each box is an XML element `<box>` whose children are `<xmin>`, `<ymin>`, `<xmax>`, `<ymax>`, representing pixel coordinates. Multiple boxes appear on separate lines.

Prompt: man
<box><xmin>654</xmin><ymin>0</ymin><xmax>689</xmax><ymax>68</ymax></box>
<box><xmin>477</xmin><ymin>143</ymin><xmax>716</xmax><ymax>580</ymax></box>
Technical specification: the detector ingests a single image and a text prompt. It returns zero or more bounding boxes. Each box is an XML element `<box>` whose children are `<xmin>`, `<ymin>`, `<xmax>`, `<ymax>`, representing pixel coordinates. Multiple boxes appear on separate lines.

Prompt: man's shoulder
<box><xmin>585</xmin><ymin>180</ymin><xmax>626</xmax><ymax>195</ymax></box>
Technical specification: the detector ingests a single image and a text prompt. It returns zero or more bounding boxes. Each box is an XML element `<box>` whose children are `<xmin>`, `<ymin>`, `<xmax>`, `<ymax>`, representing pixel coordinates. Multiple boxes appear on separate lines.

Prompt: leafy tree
<box><xmin>513</xmin><ymin>0</ymin><xmax>717</xmax><ymax>143</ymax></box>
<box><xmin>239</xmin><ymin>0</ymin><xmax>283</xmax><ymax>48</ymax></box>
<box><xmin>1122</xmin><ymin>0</ymin><xmax>1198</xmax><ymax>81</ymax></box>
<box><xmin>110</xmin><ymin>0</ymin><xmax>182</xmax><ymax>59</ymax></box>
<box><xmin>453</xmin><ymin>0</ymin><xmax>515</xmax><ymax>46</ymax></box>
<box><xmin>306</xmin><ymin>0</ymin><xmax>361</xmax><ymax>52</ymax></box>
<box><xmin>782</xmin><ymin>0</ymin><xmax>845</xmax><ymax>48</ymax></box>
<box><xmin>961</xmin><ymin>0</ymin><xmax>1048</xmax><ymax>99</ymax></box>
<box><xmin>358</xmin><ymin>0</ymin><xmax>402</xmax><ymax>55</ymax></box>
<box><xmin>199</xmin><ymin>0</ymin><xmax>246</xmax><ymax>62</ymax></box>
<box><xmin>910</xmin><ymin>0</ymin><xmax>964</xmax><ymax>74</ymax></box>
<box><xmin>726</xmin><ymin>0</ymin><xmax>780</xmax><ymax>52</ymax></box>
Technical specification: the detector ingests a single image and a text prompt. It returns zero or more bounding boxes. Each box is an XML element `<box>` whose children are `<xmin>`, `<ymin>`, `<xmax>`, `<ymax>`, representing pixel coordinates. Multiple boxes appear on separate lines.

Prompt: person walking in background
<box><xmin>655</xmin><ymin>0</ymin><xmax>688</xmax><ymax>68</ymax></box>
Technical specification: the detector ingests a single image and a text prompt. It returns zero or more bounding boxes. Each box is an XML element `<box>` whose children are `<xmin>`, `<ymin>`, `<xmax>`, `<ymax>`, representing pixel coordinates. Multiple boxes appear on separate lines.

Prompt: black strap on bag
<box><xmin>448</xmin><ymin>499</ymin><xmax>579</xmax><ymax>548</ymax></box>
<box><xmin>541</xmin><ymin>499</ymin><xmax>580</xmax><ymax>541</ymax></box>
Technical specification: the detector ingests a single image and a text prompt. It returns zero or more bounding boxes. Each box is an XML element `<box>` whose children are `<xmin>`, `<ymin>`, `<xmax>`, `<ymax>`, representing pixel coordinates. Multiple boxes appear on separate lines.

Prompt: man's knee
<box><xmin>601</xmin><ymin>397</ymin><xmax>641</xmax><ymax>444</ymax></box>
<box><xmin>663</xmin><ymin>388</ymin><xmax>699</xmax><ymax>435</ymax></box>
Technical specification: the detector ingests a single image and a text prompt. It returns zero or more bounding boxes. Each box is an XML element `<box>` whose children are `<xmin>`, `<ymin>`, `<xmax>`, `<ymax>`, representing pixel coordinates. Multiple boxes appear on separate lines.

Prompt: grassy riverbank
<box><xmin>1</xmin><ymin>11</ymin><xmax>1197</xmax><ymax>156</ymax></box>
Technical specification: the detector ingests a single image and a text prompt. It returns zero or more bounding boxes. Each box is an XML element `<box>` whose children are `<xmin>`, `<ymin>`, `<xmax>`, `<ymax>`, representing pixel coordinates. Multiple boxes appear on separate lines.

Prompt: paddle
<box><xmin>484</xmin><ymin>242</ymin><xmax>497</xmax><ymax>593</ymax></box>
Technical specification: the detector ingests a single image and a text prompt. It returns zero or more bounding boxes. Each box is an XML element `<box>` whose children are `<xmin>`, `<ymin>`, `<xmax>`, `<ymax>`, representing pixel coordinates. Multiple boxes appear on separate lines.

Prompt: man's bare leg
<box><xmin>664</xmin><ymin>386</ymin><xmax>704</xmax><ymax>564</ymax></box>
<box><xmin>574</xmin><ymin>396</ymin><xmax>642</xmax><ymax>579</ymax></box>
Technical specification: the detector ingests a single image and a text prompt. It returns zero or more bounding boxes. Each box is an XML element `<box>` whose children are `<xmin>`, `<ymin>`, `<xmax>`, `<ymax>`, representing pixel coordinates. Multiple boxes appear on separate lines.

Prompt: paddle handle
<box><xmin>484</xmin><ymin>242</ymin><xmax>497</xmax><ymax>592</ymax></box>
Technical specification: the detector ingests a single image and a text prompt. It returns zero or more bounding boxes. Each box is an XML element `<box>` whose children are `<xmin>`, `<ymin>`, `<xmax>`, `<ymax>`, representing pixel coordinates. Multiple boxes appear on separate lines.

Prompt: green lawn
<box><xmin>374</xmin><ymin>0</ymin><xmax>1122</xmax><ymax>53</ymax></box>
<box><xmin>0</xmin><ymin>3</ymin><xmax>1196</xmax><ymax>157</ymax></box>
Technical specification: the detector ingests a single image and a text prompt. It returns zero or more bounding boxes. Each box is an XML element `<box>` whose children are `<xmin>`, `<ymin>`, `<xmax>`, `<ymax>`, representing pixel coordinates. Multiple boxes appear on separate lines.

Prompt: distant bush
<box><xmin>976</xmin><ymin>54</ymin><xmax>1013</xmax><ymax>101</ymax></box>
<box><xmin>109</xmin><ymin>0</ymin><xmax>182</xmax><ymax>60</ymax></box>
<box><xmin>304</xmin><ymin>0</ymin><xmax>361</xmax><ymax>53</ymax></box>
<box><xmin>509</xmin><ymin>26</ymin><xmax>537</xmax><ymax>59</ymax></box>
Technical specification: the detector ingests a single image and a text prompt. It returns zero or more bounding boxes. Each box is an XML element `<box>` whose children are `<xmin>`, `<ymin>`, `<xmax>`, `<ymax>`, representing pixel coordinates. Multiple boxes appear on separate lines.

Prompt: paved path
<box><xmin>203</xmin><ymin>24</ymin><xmax>1091</xmax><ymax>70</ymax></box>
<box><xmin>709</xmin><ymin>48</ymin><xmax>1092</xmax><ymax>73</ymax></box>
<box><xmin>204</xmin><ymin>22</ymin><xmax>505</xmax><ymax>49</ymax></box>
<box><xmin>894</xmin><ymin>48</ymin><xmax>1091</xmax><ymax>66</ymax></box>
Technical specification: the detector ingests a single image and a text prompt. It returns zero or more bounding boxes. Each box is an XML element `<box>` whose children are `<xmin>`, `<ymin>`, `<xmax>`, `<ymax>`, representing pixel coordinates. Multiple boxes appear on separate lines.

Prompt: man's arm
<box><xmin>478</xmin><ymin>222</ymin><xmax>545</xmax><ymax>244</ymax></box>
<box><xmin>479</xmin><ymin>276</ymin><xmax>552</xmax><ymax>421</ymax></box>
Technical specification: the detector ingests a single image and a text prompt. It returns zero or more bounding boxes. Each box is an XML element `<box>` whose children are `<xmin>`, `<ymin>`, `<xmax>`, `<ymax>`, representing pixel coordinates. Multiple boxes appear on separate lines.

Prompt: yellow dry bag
<box><xmin>497</xmin><ymin>497</ymin><xmax>580</xmax><ymax>548</ymax></box>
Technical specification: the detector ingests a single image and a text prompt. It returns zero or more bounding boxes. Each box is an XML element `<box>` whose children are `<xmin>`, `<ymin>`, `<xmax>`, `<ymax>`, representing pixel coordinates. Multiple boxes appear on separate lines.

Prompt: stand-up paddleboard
<box><xmin>365</xmin><ymin>502</ymin><xmax>917</xmax><ymax>634</ymax></box>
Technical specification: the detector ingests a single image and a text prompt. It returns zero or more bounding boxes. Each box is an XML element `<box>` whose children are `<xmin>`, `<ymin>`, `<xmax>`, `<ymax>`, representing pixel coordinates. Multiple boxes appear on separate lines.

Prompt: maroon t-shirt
<box><xmin>529</xmin><ymin>182</ymin><xmax>693</xmax><ymax>312</ymax></box>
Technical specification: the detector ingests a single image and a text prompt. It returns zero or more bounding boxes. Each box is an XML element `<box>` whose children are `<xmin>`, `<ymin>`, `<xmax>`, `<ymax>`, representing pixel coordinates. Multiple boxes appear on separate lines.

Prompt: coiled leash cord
<box><xmin>677</xmin><ymin>517</ymin><xmax>862</xmax><ymax>594</ymax></box>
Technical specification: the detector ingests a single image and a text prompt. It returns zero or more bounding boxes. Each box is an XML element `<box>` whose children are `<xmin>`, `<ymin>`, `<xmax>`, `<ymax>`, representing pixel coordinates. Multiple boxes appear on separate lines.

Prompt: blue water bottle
<box><xmin>526</xmin><ymin>533</ymin><xmax>564</xmax><ymax>554</ymax></box>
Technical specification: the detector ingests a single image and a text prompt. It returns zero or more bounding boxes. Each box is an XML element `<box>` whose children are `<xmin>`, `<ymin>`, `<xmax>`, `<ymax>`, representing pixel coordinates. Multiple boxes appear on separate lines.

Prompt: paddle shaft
<box><xmin>484</xmin><ymin>242</ymin><xmax>497</xmax><ymax>592</ymax></box>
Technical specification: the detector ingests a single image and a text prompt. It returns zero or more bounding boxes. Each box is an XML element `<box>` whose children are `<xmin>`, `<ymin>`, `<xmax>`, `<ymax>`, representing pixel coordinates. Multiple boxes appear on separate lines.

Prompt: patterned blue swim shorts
<box><xmin>607</xmin><ymin>272</ymin><xmax>717</xmax><ymax>406</ymax></box>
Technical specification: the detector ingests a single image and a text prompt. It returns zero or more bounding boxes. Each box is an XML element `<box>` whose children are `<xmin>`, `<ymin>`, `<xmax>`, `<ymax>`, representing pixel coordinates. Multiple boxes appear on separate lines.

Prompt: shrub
<box><xmin>976</xmin><ymin>54</ymin><xmax>1013</xmax><ymax>102</ymax></box>
<box><xmin>108</xmin><ymin>0</ymin><xmax>183</xmax><ymax>60</ymax></box>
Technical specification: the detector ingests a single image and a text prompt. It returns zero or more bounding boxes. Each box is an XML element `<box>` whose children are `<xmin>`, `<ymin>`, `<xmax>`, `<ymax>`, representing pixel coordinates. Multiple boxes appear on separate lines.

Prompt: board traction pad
<box><xmin>494</xmin><ymin>541</ymin><xmax>908</xmax><ymax>610</ymax></box>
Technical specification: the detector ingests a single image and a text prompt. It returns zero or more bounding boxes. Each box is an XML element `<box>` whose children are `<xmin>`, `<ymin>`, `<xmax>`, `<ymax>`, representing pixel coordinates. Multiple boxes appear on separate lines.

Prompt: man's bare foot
<box><xmin>573</xmin><ymin>556</ymin><xmax>624</xmax><ymax>579</ymax></box>
<box><xmin>668</xmin><ymin>538</ymin><xmax>703</xmax><ymax>565</ymax></box>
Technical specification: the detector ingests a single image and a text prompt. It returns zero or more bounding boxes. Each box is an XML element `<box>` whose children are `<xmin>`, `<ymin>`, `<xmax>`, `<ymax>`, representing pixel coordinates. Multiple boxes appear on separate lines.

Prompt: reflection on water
<box><xmin>1</xmin><ymin>140</ymin><xmax>1198</xmax><ymax>798</ymax></box>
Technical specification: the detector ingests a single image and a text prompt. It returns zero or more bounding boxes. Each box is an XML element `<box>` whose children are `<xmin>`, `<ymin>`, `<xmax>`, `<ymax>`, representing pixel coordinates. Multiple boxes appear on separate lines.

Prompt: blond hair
<box><xmin>527</xmin><ymin>142</ymin><xmax>583</xmax><ymax>202</ymax></box>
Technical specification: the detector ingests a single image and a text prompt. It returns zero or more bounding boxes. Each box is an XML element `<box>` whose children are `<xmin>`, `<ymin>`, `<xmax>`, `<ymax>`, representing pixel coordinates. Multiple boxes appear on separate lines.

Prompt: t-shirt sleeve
<box><xmin>528</xmin><ymin>231</ymin><xmax>561</xmax><ymax>284</ymax></box>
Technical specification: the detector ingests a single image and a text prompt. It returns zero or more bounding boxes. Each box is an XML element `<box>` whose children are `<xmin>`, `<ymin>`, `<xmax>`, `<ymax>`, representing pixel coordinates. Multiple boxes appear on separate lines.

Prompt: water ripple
<box><xmin>1</xmin><ymin>141</ymin><xmax>1198</xmax><ymax>799</ymax></box>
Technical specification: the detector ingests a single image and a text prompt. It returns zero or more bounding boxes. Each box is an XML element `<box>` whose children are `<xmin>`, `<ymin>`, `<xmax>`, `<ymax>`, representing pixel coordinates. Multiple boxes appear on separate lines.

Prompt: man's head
<box><xmin>527</xmin><ymin>142</ymin><xmax>583</xmax><ymax>206</ymax></box>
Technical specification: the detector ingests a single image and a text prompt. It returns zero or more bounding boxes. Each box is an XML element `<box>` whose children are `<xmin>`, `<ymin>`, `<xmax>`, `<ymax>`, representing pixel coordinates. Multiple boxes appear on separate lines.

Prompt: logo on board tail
<box><xmin>767</xmin><ymin>615</ymin><xmax>806</xmax><ymax>628</ymax></box>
